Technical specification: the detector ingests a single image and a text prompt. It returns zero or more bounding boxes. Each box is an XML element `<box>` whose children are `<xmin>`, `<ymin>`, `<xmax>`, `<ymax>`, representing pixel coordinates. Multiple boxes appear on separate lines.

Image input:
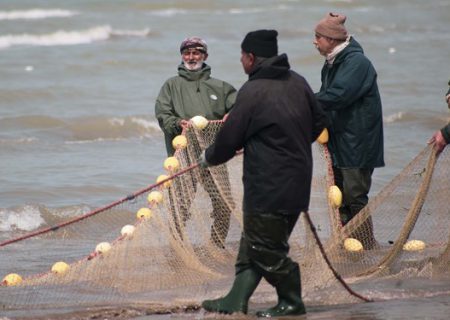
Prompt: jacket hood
<box><xmin>177</xmin><ymin>63</ymin><xmax>211</xmax><ymax>81</ymax></box>
<box><xmin>249</xmin><ymin>53</ymin><xmax>290</xmax><ymax>80</ymax></box>
<box><xmin>333</xmin><ymin>37</ymin><xmax>364</xmax><ymax>65</ymax></box>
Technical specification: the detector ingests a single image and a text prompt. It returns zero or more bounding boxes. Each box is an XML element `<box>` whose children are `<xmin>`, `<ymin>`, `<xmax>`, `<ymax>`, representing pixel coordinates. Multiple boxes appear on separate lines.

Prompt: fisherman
<box><xmin>155</xmin><ymin>36</ymin><xmax>236</xmax><ymax>247</ymax></box>
<box><xmin>200</xmin><ymin>29</ymin><xmax>328</xmax><ymax>316</ymax></box>
<box><xmin>313</xmin><ymin>13</ymin><xmax>385</xmax><ymax>249</ymax></box>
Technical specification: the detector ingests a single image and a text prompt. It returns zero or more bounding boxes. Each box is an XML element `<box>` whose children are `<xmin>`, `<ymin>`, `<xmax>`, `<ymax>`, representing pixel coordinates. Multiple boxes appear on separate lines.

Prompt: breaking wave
<box><xmin>0</xmin><ymin>25</ymin><xmax>151</xmax><ymax>49</ymax></box>
<box><xmin>0</xmin><ymin>115</ymin><xmax>161</xmax><ymax>143</ymax></box>
<box><xmin>0</xmin><ymin>9</ymin><xmax>78</xmax><ymax>20</ymax></box>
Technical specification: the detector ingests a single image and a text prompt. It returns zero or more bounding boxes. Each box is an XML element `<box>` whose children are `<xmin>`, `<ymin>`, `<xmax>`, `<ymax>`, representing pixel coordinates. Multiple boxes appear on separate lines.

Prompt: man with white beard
<box><xmin>155</xmin><ymin>37</ymin><xmax>236</xmax><ymax>248</ymax></box>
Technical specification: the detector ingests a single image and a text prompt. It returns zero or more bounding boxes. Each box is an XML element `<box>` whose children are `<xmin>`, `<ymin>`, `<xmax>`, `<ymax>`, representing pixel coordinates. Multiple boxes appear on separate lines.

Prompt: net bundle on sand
<box><xmin>0</xmin><ymin>119</ymin><xmax>449</xmax><ymax>319</ymax></box>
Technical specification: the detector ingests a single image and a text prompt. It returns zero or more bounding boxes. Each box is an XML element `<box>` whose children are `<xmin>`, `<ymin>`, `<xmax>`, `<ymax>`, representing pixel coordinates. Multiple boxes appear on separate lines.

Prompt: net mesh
<box><xmin>0</xmin><ymin>121</ymin><xmax>449</xmax><ymax>318</ymax></box>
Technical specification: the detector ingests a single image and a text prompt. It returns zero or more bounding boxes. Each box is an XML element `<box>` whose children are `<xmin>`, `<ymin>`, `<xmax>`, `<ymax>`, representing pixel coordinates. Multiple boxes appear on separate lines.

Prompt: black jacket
<box><xmin>205</xmin><ymin>54</ymin><xmax>328</xmax><ymax>215</ymax></box>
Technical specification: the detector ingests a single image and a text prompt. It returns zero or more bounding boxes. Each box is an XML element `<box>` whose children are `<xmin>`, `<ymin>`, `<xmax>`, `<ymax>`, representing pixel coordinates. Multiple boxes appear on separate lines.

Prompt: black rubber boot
<box><xmin>202</xmin><ymin>268</ymin><xmax>262</xmax><ymax>314</ymax></box>
<box><xmin>256</xmin><ymin>265</ymin><xmax>306</xmax><ymax>317</ymax></box>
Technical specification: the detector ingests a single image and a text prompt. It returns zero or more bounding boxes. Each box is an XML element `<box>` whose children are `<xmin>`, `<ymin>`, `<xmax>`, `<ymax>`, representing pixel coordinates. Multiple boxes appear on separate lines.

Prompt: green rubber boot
<box><xmin>202</xmin><ymin>268</ymin><xmax>261</xmax><ymax>314</ymax></box>
<box><xmin>256</xmin><ymin>266</ymin><xmax>306</xmax><ymax>317</ymax></box>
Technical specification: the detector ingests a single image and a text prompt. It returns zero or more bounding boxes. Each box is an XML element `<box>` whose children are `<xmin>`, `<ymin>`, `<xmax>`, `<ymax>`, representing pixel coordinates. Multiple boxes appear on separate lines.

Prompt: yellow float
<box><xmin>344</xmin><ymin>238</ymin><xmax>364</xmax><ymax>252</ymax></box>
<box><xmin>316</xmin><ymin>128</ymin><xmax>329</xmax><ymax>144</ymax></box>
<box><xmin>163</xmin><ymin>156</ymin><xmax>180</xmax><ymax>172</ymax></box>
<box><xmin>2</xmin><ymin>273</ymin><xmax>22</xmax><ymax>286</ymax></box>
<box><xmin>328</xmin><ymin>185</ymin><xmax>342</xmax><ymax>208</ymax></box>
<box><xmin>136</xmin><ymin>207</ymin><xmax>152</xmax><ymax>220</ymax></box>
<box><xmin>172</xmin><ymin>135</ymin><xmax>188</xmax><ymax>150</ymax></box>
<box><xmin>190</xmin><ymin>115</ymin><xmax>209</xmax><ymax>130</ymax></box>
<box><xmin>51</xmin><ymin>261</ymin><xmax>70</xmax><ymax>275</ymax></box>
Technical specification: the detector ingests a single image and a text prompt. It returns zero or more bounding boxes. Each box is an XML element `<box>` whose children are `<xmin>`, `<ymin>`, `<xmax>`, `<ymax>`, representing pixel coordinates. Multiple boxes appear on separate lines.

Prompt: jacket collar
<box><xmin>330</xmin><ymin>37</ymin><xmax>364</xmax><ymax>65</ymax></box>
<box><xmin>249</xmin><ymin>53</ymin><xmax>290</xmax><ymax>81</ymax></box>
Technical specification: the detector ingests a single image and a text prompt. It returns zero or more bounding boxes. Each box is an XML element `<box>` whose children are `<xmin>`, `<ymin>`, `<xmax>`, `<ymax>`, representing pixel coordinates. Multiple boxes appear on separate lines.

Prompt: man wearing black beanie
<box><xmin>200</xmin><ymin>29</ymin><xmax>328</xmax><ymax>317</ymax></box>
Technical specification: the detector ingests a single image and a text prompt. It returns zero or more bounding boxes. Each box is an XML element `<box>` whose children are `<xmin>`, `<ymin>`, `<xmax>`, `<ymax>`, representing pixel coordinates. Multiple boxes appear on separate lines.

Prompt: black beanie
<box><xmin>241</xmin><ymin>29</ymin><xmax>278</xmax><ymax>58</ymax></box>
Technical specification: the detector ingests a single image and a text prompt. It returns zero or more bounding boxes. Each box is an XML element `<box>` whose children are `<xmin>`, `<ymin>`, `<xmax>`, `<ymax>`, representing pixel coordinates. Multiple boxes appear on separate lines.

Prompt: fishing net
<box><xmin>0</xmin><ymin>120</ymin><xmax>449</xmax><ymax>319</ymax></box>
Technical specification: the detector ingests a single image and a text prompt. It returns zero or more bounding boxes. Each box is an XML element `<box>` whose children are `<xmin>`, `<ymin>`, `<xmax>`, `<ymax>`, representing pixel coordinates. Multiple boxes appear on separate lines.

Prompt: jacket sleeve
<box><xmin>205</xmin><ymin>86</ymin><xmax>252</xmax><ymax>165</ymax></box>
<box><xmin>306</xmin><ymin>83</ymin><xmax>329</xmax><ymax>142</ymax></box>
<box><xmin>316</xmin><ymin>54</ymin><xmax>376</xmax><ymax>111</ymax></box>
<box><xmin>155</xmin><ymin>81</ymin><xmax>181</xmax><ymax>136</ymax></box>
<box><xmin>441</xmin><ymin>123</ymin><xmax>450</xmax><ymax>144</ymax></box>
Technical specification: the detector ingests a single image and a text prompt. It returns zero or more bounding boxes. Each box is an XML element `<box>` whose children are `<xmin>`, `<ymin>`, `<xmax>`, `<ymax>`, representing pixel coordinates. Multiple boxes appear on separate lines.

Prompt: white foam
<box><xmin>0</xmin><ymin>9</ymin><xmax>78</xmax><ymax>21</ymax></box>
<box><xmin>111</xmin><ymin>28</ymin><xmax>151</xmax><ymax>37</ymax></box>
<box><xmin>0</xmin><ymin>205</ymin><xmax>45</xmax><ymax>232</ymax></box>
<box><xmin>131</xmin><ymin>117</ymin><xmax>161</xmax><ymax>131</ymax></box>
<box><xmin>384</xmin><ymin>112</ymin><xmax>405</xmax><ymax>123</ymax></box>
<box><xmin>149</xmin><ymin>8</ymin><xmax>188</xmax><ymax>17</ymax></box>
<box><xmin>0</xmin><ymin>26</ymin><xmax>150</xmax><ymax>49</ymax></box>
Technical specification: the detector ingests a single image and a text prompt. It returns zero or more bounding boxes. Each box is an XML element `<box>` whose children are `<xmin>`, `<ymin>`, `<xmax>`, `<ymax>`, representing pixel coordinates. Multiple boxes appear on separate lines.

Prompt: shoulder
<box><xmin>207</xmin><ymin>77</ymin><xmax>236</xmax><ymax>91</ymax></box>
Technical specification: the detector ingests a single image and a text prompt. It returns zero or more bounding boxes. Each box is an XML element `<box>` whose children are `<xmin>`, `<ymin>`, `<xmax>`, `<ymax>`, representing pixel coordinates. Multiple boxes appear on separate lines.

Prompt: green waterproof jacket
<box><xmin>316</xmin><ymin>37</ymin><xmax>385</xmax><ymax>169</ymax></box>
<box><xmin>155</xmin><ymin>63</ymin><xmax>236</xmax><ymax>155</ymax></box>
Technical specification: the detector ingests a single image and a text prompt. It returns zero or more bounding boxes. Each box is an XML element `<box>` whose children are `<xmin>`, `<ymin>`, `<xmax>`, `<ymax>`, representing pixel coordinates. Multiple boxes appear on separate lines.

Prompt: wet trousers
<box><xmin>235</xmin><ymin>212</ymin><xmax>300</xmax><ymax>286</ymax></box>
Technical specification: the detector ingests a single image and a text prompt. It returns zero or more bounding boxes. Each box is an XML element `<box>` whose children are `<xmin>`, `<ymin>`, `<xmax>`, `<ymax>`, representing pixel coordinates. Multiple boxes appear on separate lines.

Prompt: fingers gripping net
<box><xmin>0</xmin><ymin>120</ymin><xmax>449</xmax><ymax>318</ymax></box>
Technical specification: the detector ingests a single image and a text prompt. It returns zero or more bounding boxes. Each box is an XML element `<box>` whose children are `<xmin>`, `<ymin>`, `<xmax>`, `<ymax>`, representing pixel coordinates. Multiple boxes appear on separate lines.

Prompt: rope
<box><xmin>356</xmin><ymin>147</ymin><xmax>438</xmax><ymax>277</ymax></box>
<box><xmin>303</xmin><ymin>210</ymin><xmax>373</xmax><ymax>302</ymax></box>
<box><xmin>0</xmin><ymin>163</ymin><xmax>200</xmax><ymax>248</ymax></box>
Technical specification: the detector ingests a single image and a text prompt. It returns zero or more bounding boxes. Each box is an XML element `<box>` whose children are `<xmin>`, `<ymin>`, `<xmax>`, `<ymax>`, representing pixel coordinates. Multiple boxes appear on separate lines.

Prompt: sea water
<box><xmin>0</xmin><ymin>0</ymin><xmax>449</xmax><ymax>318</ymax></box>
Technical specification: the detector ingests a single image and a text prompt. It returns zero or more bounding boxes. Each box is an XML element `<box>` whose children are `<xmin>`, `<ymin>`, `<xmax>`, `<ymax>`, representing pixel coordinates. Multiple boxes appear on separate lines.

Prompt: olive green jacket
<box><xmin>155</xmin><ymin>63</ymin><xmax>236</xmax><ymax>155</ymax></box>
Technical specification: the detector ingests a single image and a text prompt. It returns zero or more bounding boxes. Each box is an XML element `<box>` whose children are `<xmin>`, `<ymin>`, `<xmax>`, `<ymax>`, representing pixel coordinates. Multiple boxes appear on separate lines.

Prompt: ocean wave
<box><xmin>149</xmin><ymin>8</ymin><xmax>189</xmax><ymax>17</ymax></box>
<box><xmin>0</xmin><ymin>205</ymin><xmax>45</xmax><ymax>232</ymax></box>
<box><xmin>66</xmin><ymin>115</ymin><xmax>161</xmax><ymax>141</ymax></box>
<box><xmin>0</xmin><ymin>25</ymin><xmax>151</xmax><ymax>49</ymax></box>
<box><xmin>0</xmin><ymin>9</ymin><xmax>78</xmax><ymax>21</ymax></box>
<box><xmin>0</xmin><ymin>204</ymin><xmax>91</xmax><ymax>232</ymax></box>
<box><xmin>0</xmin><ymin>114</ymin><xmax>161</xmax><ymax>143</ymax></box>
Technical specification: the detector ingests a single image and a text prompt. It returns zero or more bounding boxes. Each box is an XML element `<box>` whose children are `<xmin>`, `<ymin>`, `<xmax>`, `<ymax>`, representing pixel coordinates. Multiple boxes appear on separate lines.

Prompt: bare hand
<box><xmin>428</xmin><ymin>130</ymin><xmax>447</xmax><ymax>154</ymax></box>
<box><xmin>179</xmin><ymin>119</ymin><xmax>190</xmax><ymax>130</ymax></box>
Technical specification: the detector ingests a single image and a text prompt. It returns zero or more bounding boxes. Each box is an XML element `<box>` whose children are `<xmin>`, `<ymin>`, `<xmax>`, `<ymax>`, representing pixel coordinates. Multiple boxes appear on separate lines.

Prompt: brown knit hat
<box><xmin>315</xmin><ymin>13</ymin><xmax>348</xmax><ymax>40</ymax></box>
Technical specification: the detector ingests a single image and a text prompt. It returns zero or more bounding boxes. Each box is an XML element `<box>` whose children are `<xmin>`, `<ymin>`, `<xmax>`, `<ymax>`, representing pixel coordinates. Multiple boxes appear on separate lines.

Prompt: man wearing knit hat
<box><xmin>313</xmin><ymin>13</ymin><xmax>384</xmax><ymax>250</ymax></box>
<box><xmin>155</xmin><ymin>36</ymin><xmax>237</xmax><ymax>248</ymax></box>
<box><xmin>200</xmin><ymin>29</ymin><xmax>328</xmax><ymax>317</ymax></box>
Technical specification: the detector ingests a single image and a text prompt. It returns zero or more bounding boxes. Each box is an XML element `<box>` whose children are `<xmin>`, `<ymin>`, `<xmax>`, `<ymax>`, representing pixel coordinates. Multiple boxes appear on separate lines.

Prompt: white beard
<box><xmin>184</xmin><ymin>59</ymin><xmax>204</xmax><ymax>71</ymax></box>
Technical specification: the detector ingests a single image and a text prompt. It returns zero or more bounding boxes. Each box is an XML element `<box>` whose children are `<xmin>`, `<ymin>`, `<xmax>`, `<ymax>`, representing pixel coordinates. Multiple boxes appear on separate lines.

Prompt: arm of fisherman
<box><xmin>316</xmin><ymin>54</ymin><xmax>375</xmax><ymax>110</ymax></box>
<box><xmin>307</xmin><ymin>84</ymin><xmax>329</xmax><ymax>141</ymax></box>
<box><xmin>155</xmin><ymin>82</ymin><xmax>183</xmax><ymax>135</ymax></box>
<box><xmin>205</xmin><ymin>89</ymin><xmax>252</xmax><ymax>166</ymax></box>
<box><xmin>428</xmin><ymin>126</ymin><xmax>449</xmax><ymax>154</ymax></box>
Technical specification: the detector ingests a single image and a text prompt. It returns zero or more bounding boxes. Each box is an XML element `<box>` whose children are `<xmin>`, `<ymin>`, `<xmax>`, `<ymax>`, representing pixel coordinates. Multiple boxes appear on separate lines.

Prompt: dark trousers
<box><xmin>333</xmin><ymin>166</ymin><xmax>377</xmax><ymax>249</ymax></box>
<box><xmin>169</xmin><ymin>166</ymin><xmax>232</xmax><ymax>247</ymax></box>
<box><xmin>235</xmin><ymin>212</ymin><xmax>300</xmax><ymax>286</ymax></box>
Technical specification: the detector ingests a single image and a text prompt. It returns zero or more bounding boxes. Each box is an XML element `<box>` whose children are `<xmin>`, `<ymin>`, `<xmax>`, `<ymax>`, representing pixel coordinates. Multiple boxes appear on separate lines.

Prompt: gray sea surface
<box><xmin>0</xmin><ymin>0</ymin><xmax>450</xmax><ymax>318</ymax></box>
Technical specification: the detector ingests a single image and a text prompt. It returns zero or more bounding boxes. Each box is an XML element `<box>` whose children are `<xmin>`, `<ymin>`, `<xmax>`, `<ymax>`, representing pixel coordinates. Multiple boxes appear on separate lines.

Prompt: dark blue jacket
<box><xmin>441</xmin><ymin>86</ymin><xmax>450</xmax><ymax>143</ymax></box>
<box><xmin>205</xmin><ymin>54</ymin><xmax>328</xmax><ymax>215</ymax></box>
<box><xmin>316</xmin><ymin>37</ymin><xmax>384</xmax><ymax>169</ymax></box>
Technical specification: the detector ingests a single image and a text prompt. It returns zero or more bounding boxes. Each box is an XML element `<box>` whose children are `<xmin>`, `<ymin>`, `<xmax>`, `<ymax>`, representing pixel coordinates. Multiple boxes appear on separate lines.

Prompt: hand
<box><xmin>222</xmin><ymin>113</ymin><xmax>229</xmax><ymax>122</ymax></box>
<box><xmin>428</xmin><ymin>130</ymin><xmax>447</xmax><ymax>154</ymax></box>
<box><xmin>179</xmin><ymin>119</ymin><xmax>190</xmax><ymax>130</ymax></box>
<box><xmin>446</xmin><ymin>94</ymin><xmax>450</xmax><ymax>109</ymax></box>
<box><xmin>198</xmin><ymin>150</ymin><xmax>210</xmax><ymax>168</ymax></box>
